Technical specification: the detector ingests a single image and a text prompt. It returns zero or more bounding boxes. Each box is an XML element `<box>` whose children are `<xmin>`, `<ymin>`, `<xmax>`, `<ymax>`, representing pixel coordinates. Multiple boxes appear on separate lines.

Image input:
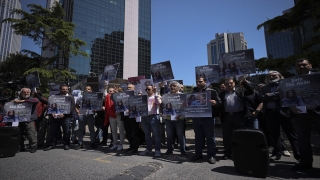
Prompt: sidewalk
<box><xmin>184</xmin><ymin>124</ymin><xmax>320</xmax><ymax>154</ymax></box>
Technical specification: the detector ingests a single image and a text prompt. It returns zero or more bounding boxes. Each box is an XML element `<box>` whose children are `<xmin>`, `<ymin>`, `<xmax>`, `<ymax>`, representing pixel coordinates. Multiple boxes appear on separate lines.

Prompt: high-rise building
<box><xmin>44</xmin><ymin>0</ymin><xmax>151</xmax><ymax>83</ymax></box>
<box><xmin>264</xmin><ymin>9</ymin><xmax>302</xmax><ymax>59</ymax></box>
<box><xmin>0</xmin><ymin>0</ymin><xmax>22</xmax><ymax>62</ymax></box>
<box><xmin>207</xmin><ymin>32</ymin><xmax>247</xmax><ymax>65</ymax></box>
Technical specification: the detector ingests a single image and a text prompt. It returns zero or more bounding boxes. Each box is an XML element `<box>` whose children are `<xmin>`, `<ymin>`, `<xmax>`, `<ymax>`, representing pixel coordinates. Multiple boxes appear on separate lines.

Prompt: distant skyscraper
<box><xmin>0</xmin><ymin>0</ymin><xmax>22</xmax><ymax>62</ymax></box>
<box><xmin>43</xmin><ymin>0</ymin><xmax>151</xmax><ymax>82</ymax></box>
<box><xmin>207</xmin><ymin>32</ymin><xmax>247</xmax><ymax>65</ymax></box>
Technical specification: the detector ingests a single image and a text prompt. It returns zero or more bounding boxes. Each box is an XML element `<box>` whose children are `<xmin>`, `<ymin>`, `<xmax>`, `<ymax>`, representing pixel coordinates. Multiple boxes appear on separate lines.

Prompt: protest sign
<box><xmin>72</xmin><ymin>90</ymin><xmax>82</xmax><ymax>104</ymax></box>
<box><xmin>113</xmin><ymin>91</ymin><xmax>134</xmax><ymax>113</ymax></box>
<box><xmin>150</xmin><ymin>61</ymin><xmax>174</xmax><ymax>83</ymax></box>
<box><xmin>48</xmin><ymin>95</ymin><xmax>72</xmax><ymax>114</ymax></box>
<box><xmin>26</xmin><ymin>71</ymin><xmax>41</xmax><ymax>89</ymax></box>
<box><xmin>103</xmin><ymin>63</ymin><xmax>120</xmax><ymax>82</ymax></box>
<box><xmin>80</xmin><ymin>92</ymin><xmax>103</xmax><ymax>114</ymax></box>
<box><xmin>3</xmin><ymin>102</ymin><xmax>33</xmax><ymax>122</ymax></box>
<box><xmin>128</xmin><ymin>95</ymin><xmax>148</xmax><ymax>118</ymax></box>
<box><xmin>185</xmin><ymin>91</ymin><xmax>212</xmax><ymax>117</ymax></box>
<box><xmin>128</xmin><ymin>76</ymin><xmax>145</xmax><ymax>94</ymax></box>
<box><xmin>221</xmin><ymin>49</ymin><xmax>255</xmax><ymax>78</ymax></box>
<box><xmin>279</xmin><ymin>74</ymin><xmax>320</xmax><ymax>107</ymax></box>
<box><xmin>162</xmin><ymin>93</ymin><xmax>186</xmax><ymax>120</ymax></box>
<box><xmin>195</xmin><ymin>65</ymin><xmax>222</xmax><ymax>84</ymax></box>
<box><xmin>48</xmin><ymin>83</ymin><xmax>60</xmax><ymax>95</ymax></box>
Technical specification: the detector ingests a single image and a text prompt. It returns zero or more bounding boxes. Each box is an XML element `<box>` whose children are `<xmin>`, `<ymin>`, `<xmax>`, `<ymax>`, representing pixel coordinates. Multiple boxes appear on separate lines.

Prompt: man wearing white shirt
<box><xmin>139</xmin><ymin>85</ymin><xmax>162</xmax><ymax>157</ymax></box>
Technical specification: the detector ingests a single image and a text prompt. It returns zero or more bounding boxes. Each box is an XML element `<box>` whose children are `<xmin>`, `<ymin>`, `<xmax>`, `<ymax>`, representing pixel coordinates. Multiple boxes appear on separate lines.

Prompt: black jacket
<box><xmin>192</xmin><ymin>86</ymin><xmax>221</xmax><ymax>118</ymax></box>
<box><xmin>258</xmin><ymin>81</ymin><xmax>281</xmax><ymax>114</ymax></box>
<box><xmin>219</xmin><ymin>81</ymin><xmax>254</xmax><ymax>120</ymax></box>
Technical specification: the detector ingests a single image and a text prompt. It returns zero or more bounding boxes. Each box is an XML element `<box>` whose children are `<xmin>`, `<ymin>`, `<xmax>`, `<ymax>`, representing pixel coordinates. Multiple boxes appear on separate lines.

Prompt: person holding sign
<box><xmin>259</xmin><ymin>71</ymin><xmax>300</xmax><ymax>162</ymax></box>
<box><xmin>161</xmin><ymin>81</ymin><xmax>187</xmax><ymax>158</ymax></box>
<box><xmin>140</xmin><ymin>85</ymin><xmax>162</xmax><ymax>157</ymax></box>
<box><xmin>291</xmin><ymin>58</ymin><xmax>320</xmax><ymax>171</ymax></box>
<box><xmin>219</xmin><ymin>77</ymin><xmax>253</xmax><ymax>160</ymax></box>
<box><xmin>14</xmin><ymin>88</ymin><xmax>39</xmax><ymax>153</ymax></box>
<box><xmin>43</xmin><ymin>85</ymin><xmax>75</xmax><ymax>151</ymax></box>
<box><xmin>3</xmin><ymin>110</ymin><xmax>19</xmax><ymax>122</ymax></box>
<box><xmin>75</xmin><ymin>86</ymin><xmax>97</xmax><ymax>150</ymax></box>
<box><xmin>190</xmin><ymin>77</ymin><xmax>221</xmax><ymax>164</ymax></box>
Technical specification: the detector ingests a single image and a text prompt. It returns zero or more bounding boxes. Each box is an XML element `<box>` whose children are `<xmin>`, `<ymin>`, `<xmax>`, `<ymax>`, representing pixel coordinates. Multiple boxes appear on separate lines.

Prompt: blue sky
<box><xmin>21</xmin><ymin>0</ymin><xmax>294</xmax><ymax>85</ymax></box>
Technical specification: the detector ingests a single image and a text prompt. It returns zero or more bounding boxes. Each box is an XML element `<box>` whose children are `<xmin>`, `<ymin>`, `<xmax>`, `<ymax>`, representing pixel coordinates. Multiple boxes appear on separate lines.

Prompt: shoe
<box><xmin>208</xmin><ymin>157</ymin><xmax>216</xmax><ymax>164</ymax></box>
<box><xmin>71</xmin><ymin>140</ymin><xmax>79</xmax><ymax>144</ymax></box>
<box><xmin>44</xmin><ymin>146</ymin><xmax>55</xmax><ymax>151</ymax></box>
<box><xmin>99</xmin><ymin>141</ymin><xmax>107</xmax><ymax>146</ymax></box>
<box><xmin>117</xmin><ymin>145</ymin><xmax>123</xmax><ymax>151</ymax></box>
<box><xmin>131</xmin><ymin>149</ymin><xmax>138</xmax><ymax>155</ymax></box>
<box><xmin>75</xmin><ymin>144</ymin><xmax>83</xmax><ymax>150</ymax></box>
<box><xmin>109</xmin><ymin>143</ymin><xmax>114</xmax><ymax>148</ymax></box>
<box><xmin>181</xmin><ymin>152</ymin><xmax>188</xmax><ymax>158</ymax></box>
<box><xmin>282</xmin><ymin>150</ymin><xmax>291</xmax><ymax>157</ymax></box>
<box><xmin>269</xmin><ymin>154</ymin><xmax>281</xmax><ymax>161</ymax></box>
<box><xmin>30</xmin><ymin>147</ymin><xmax>37</xmax><ymax>153</ymax></box>
<box><xmin>190</xmin><ymin>154</ymin><xmax>202</xmax><ymax>161</ymax></box>
<box><xmin>140</xmin><ymin>149</ymin><xmax>152</xmax><ymax>156</ymax></box>
<box><xmin>165</xmin><ymin>150</ymin><xmax>173</xmax><ymax>155</ymax></box>
<box><xmin>110</xmin><ymin>145</ymin><xmax>118</xmax><ymax>150</ymax></box>
<box><xmin>222</xmin><ymin>154</ymin><xmax>232</xmax><ymax>160</ymax></box>
<box><xmin>125</xmin><ymin>148</ymin><xmax>133</xmax><ymax>153</ymax></box>
<box><xmin>155</xmin><ymin>150</ymin><xmax>161</xmax><ymax>157</ymax></box>
<box><xmin>64</xmin><ymin>145</ymin><xmax>70</xmax><ymax>150</ymax></box>
<box><xmin>292</xmin><ymin>163</ymin><xmax>313</xmax><ymax>172</ymax></box>
<box><xmin>91</xmin><ymin>143</ymin><xmax>97</xmax><ymax>149</ymax></box>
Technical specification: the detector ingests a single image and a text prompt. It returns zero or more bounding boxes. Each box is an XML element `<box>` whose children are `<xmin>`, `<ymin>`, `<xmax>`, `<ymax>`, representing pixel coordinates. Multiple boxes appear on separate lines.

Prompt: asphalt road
<box><xmin>1</xmin><ymin>127</ymin><xmax>320</xmax><ymax>180</ymax></box>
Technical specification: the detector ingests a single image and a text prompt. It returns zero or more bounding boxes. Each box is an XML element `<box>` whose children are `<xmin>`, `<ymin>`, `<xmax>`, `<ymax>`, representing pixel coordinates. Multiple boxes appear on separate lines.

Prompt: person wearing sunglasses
<box><xmin>139</xmin><ymin>85</ymin><xmax>162</xmax><ymax>157</ymax></box>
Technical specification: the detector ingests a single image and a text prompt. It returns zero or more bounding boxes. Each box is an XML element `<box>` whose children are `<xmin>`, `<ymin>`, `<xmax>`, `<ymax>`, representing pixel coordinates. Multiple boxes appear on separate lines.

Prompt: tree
<box><xmin>1</xmin><ymin>2</ymin><xmax>87</xmax><ymax>87</ymax></box>
<box><xmin>256</xmin><ymin>0</ymin><xmax>320</xmax><ymax>72</ymax></box>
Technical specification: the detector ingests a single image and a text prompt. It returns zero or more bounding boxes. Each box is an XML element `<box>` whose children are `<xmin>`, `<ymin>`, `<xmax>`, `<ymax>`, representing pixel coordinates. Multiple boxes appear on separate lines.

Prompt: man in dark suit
<box><xmin>259</xmin><ymin>71</ymin><xmax>299</xmax><ymax>161</ymax></box>
<box><xmin>290</xmin><ymin>58</ymin><xmax>320</xmax><ymax>171</ymax></box>
<box><xmin>190</xmin><ymin>77</ymin><xmax>221</xmax><ymax>164</ymax></box>
<box><xmin>219</xmin><ymin>77</ymin><xmax>253</xmax><ymax>160</ymax></box>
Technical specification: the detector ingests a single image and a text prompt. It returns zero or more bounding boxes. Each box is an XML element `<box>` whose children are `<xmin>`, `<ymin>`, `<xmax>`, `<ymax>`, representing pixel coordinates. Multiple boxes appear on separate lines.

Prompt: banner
<box><xmin>185</xmin><ymin>91</ymin><xmax>212</xmax><ymax>117</ymax></box>
<box><xmin>80</xmin><ymin>92</ymin><xmax>103</xmax><ymax>114</ymax></box>
<box><xmin>140</xmin><ymin>79</ymin><xmax>154</xmax><ymax>95</ymax></box>
<box><xmin>128</xmin><ymin>95</ymin><xmax>148</xmax><ymax>118</ymax></box>
<box><xmin>195</xmin><ymin>65</ymin><xmax>222</xmax><ymax>84</ymax></box>
<box><xmin>150</xmin><ymin>61</ymin><xmax>174</xmax><ymax>83</ymax></box>
<box><xmin>26</xmin><ymin>71</ymin><xmax>41</xmax><ymax>89</ymax></box>
<box><xmin>3</xmin><ymin>102</ymin><xmax>33</xmax><ymax>122</ymax></box>
<box><xmin>113</xmin><ymin>91</ymin><xmax>134</xmax><ymax>113</ymax></box>
<box><xmin>279</xmin><ymin>74</ymin><xmax>320</xmax><ymax>108</ymax></box>
<box><xmin>48</xmin><ymin>95</ymin><xmax>72</xmax><ymax>114</ymax></box>
<box><xmin>103</xmin><ymin>63</ymin><xmax>120</xmax><ymax>82</ymax></box>
<box><xmin>128</xmin><ymin>76</ymin><xmax>145</xmax><ymax>94</ymax></box>
<box><xmin>221</xmin><ymin>49</ymin><xmax>255</xmax><ymax>78</ymax></box>
<box><xmin>162</xmin><ymin>93</ymin><xmax>186</xmax><ymax>120</ymax></box>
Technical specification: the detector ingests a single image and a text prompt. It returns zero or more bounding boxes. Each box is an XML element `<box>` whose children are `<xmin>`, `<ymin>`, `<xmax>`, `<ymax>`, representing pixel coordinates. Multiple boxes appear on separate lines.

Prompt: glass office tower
<box><xmin>55</xmin><ymin>0</ymin><xmax>151</xmax><ymax>83</ymax></box>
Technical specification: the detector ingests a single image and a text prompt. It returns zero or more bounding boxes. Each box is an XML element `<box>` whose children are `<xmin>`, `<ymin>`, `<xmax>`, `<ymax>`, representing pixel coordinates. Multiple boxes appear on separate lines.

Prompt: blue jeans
<box><xmin>78</xmin><ymin>115</ymin><xmax>95</xmax><ymax>144</ymax></box>
<box><xmin>244</xmin><ymin>116</ymin><xmax>259</xmax><ymax>129</ymax></box>
<box><xmin>141</xmin><ymin>115</ymin><xmax>161</xmax><ymax>151</ymax></box>
<box><xmin>165</xmin><ymin>119</ymin><xmax>186</xmax><ymax>153</ymax></box>
<box><xmin>193</xmin><ymin>117</ymin><xmax>216</xmax><ymax>157</ymax></box>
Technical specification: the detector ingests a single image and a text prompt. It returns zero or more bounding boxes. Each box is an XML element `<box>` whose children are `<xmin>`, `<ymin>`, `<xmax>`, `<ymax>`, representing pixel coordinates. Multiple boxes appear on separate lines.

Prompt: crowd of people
<box><xmin>0</xmin><ymin>58</ymin><xmax>319</xmax><ymax>173</ymax></box>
